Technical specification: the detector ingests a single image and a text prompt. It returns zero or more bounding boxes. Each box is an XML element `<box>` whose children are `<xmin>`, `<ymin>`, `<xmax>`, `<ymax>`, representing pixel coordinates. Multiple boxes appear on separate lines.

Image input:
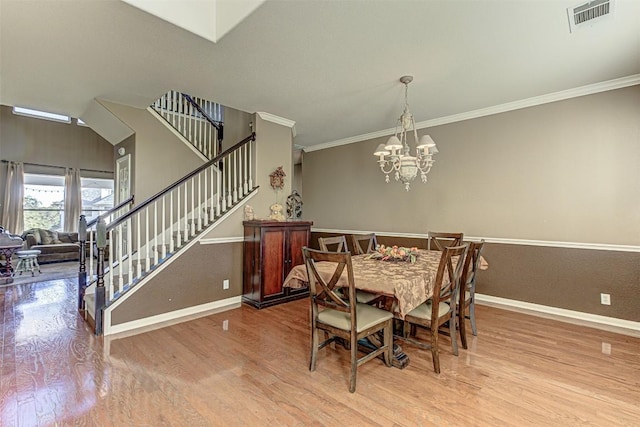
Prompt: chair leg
<box><xmin>450</xmin><ymin>319</ymin><xmax>458</xmax><ymax>357</ymax></box>
<box><xmin>309</xmin><ymin>327</ymin><xmax>318</xmax><ymax>372</ymax></box>
<box><xmin>470</xmin><ymin>301</ymin><xmax>478</xmax><ymax>336</ymax></box>
<box><xmin>459</xmin><ymin>309</ymin><xmax>468</xmax><ymax>350</ymax></box>
<box><xmin>402</xmin><ymin>320</ymin><xmax>410</xmax><ymax>338</ymax></box>
<box><xmin>383</xmin><ymin>322</ymin><xmax>392</xmax><ymax>367</ymax></box>
<box><xmin>349</xmin><ymin>335</ymin><xmax>358</xmax><ymax>393</ymax></box>
<box><xmin>431</xmin><ymin>327</ymin><xmax>440</xmax><ymax>374</ymax></box>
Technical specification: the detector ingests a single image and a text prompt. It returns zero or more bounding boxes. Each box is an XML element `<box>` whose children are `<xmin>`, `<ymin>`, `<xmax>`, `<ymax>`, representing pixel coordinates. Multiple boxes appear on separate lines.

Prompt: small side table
<box><xmin>13</xmin><ymin>250</ymin><xmax>42</xmax><ymax>277</ymax></box>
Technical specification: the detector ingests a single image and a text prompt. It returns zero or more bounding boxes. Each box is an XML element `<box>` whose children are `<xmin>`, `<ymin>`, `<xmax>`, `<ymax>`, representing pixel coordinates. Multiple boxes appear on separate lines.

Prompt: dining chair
<box><xmin>318</xmin><ymin>235</ymin><xmax>348</xmax><ymax>252</ymax></box>
<box><xmin>427</xmin><ymin>231</ymin><xmax>464</xmax><ymax>251</ymax></box>
<box><xmin>319</xmin><ymin>235</ymin><xmax>379</xmax><ymax>305</ymax></box>
<box><xmin>303</xmin><ymin>247</ymin><xmax>393</xmax><ymax>393</ymax></box>
<box><xmin>458</xmin><ymin>240</ymin><xmax>485</xmax><ymax>349</ymax></box>
<box><xmin>398</xmin><ymin>243</ymin><xmax>468</xmax><ymax>374</ymax></box>
<box><xmin>351</xmin><ymin>233</ymin><xmax>378</xmax><ymax>255</ymax></box>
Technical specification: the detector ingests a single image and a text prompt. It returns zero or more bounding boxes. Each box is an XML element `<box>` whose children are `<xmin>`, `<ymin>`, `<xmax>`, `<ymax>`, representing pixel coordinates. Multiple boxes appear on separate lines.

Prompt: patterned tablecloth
<box><xmin>283</xmin><ymin>249</ymin><xmax>488</xmax><ymax>319</ymax></box>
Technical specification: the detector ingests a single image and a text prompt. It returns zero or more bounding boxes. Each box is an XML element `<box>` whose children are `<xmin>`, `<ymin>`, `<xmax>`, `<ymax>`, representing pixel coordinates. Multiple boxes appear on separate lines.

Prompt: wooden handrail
<box><xmin>86</xmin><ymin>196</ymin><xmax>135</xmax><ymax>228</ymax></box>
<box><xmin>107</xmin><ymin>133</ymin><xmax>256</xmax><ymax>231</ymax></box>
<box><xmin>181</xmin><ymin>93</ymin><xmax>223</xmax><ymax>133</ymax></box>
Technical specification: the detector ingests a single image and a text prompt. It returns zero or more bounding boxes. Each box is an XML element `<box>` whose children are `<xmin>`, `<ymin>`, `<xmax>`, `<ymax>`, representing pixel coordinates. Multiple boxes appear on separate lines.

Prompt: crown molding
<box><xmin>305</xmin><ymin>74</ymin><xmax>640</xmax><ymax>153</ymax></box>
<box><xmin>256</xmin><ymin>112</ymin><xmax>296</xmax><ymax>129</ymax></box>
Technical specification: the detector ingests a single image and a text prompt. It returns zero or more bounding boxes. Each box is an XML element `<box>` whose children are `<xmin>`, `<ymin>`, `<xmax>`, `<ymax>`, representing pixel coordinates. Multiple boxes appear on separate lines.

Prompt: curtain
<box><xmin>1</xmin><ymin>161</ymin><xmax>25</xmax><ymax>234</ymax></box>
<box><xmin>64</xmin><ymin>167</ymin><xmax>82</xmax><ymax>232</ymax></box>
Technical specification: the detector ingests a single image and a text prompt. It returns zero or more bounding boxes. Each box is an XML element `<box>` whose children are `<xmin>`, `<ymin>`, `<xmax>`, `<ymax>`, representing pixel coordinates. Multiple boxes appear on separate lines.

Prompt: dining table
<box><xmin>283</xmin><ymin>248</ymin><xmax>489</xmax><ymax>368</ymax></box>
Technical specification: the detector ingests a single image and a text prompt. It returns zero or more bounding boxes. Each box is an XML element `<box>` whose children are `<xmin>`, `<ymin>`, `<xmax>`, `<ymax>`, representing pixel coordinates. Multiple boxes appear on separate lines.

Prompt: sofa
<box><xmin>21</xmin><ymin>228</ymin><xmax>81</xmax><ymax>263</ymax></box>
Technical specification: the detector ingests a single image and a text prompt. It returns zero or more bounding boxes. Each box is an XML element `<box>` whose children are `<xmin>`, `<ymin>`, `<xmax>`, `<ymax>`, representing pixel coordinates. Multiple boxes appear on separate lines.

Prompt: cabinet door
<box><xmin>242</xmin><ymin>227</ymin><xmax>260</xmax><ymax>301</ymax></box>
<box><xmin>288</xmin><ymin>227</ymin><xmax>310</xmax><ymax>272</ymax></box>
<box><xmin>261</xmin><ymin>228</ymin><xmax>286</xmax><ymax>299</ymax></box>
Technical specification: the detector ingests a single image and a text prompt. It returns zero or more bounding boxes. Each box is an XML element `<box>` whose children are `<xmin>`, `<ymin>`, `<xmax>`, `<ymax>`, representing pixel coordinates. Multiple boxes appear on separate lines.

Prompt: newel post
<box><xmin>78</xmin><ymin>215</ymin><xmax>87</xmax><ymax>310</ymax></box>
<box><xmin>95</xmin><ymin>217</ymin><xmax>107</xmax><ymax>335</ymax></box>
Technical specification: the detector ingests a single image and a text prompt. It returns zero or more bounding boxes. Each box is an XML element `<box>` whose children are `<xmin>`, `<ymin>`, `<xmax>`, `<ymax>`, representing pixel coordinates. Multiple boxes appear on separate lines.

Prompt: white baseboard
<box><xmin>475</xmin><ymin>293</ymin><xmax>640</xmax><ymax>337</ymax></box>
<box><xmin>104</xmin><ymin>296</ymin><xmax>242</xmax><ymax>337</ymax></box>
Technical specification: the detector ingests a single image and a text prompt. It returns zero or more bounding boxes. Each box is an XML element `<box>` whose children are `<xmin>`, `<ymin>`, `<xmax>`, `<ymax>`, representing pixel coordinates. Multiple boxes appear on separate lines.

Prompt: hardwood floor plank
<box><xmin>1</xmin><ymin>278</ymin><xmax>639</xmax><ymax>426</ymax></box>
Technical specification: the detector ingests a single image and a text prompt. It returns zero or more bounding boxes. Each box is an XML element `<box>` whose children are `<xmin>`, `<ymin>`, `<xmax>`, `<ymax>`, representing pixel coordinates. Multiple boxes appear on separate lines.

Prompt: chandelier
<box><xmin>374</xmin><ymin>76</ymin><xmax>438</xmax><ymax>191</ymax></box>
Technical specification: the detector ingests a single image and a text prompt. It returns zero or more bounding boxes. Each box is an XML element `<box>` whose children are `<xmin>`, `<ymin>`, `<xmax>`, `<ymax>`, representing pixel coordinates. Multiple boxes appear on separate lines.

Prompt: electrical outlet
<box><xmin>600</xmin><ymin>293</ymin><xmax>611</xmax><ymax>305</ymax></box>
<box><xmin>602</xmin><ymin>342</ymin><xmax>611</xmax><ymax>355</ymax></box>
<box><xmin>223</xmin><ymin>279</ymin><xmax>230</xmax><ymax>290</ymax></box>
<box><xmin>223</xmin><ymin>320</ymin><xmax>229</xmax><ymax>331</ymax></box>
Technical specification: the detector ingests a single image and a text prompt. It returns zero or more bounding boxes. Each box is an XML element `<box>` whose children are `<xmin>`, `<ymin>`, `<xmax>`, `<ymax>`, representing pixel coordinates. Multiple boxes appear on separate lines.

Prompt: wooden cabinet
<box><xmin>242</xmin><ymin>220</ymin><xmax>313</xmax><ymax>309</ymax></box>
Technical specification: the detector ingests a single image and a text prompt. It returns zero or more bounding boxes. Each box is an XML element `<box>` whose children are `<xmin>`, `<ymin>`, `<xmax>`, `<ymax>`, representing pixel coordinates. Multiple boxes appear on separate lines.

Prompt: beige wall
<box><xmin>204</xmin><ymin>113</ymin><xmax>295</xmax><ymax>238</ymax></box>
<box><xmin>0</xmin><ymin>105</ymin><xmax>114</xmax><ymax>174</ymax></box>
<box><xmin>303</xmin><ymin>86</ymin><xmax>640</xmax><ymax>322</ymax></box>
<box><xmin>221</xmin><ymin>107</ymin><xmax>253</xmax><ymax>150</ymax></box>
<box><xmin>108</xmin><ymin>110</ymin><xmax>295</xmax><ymax>323</ymax></box>
<box><xmin>293</xmin><ymin>163</ymin><xmax>302</xmax><ymax>196</ymax></box>
<box><xmin>0</xmin><ymin>105</ymin><xmax>114</xmax><ymax>229</ymax></box>
<box><xmin>111</xmin><ymin>242</ymin><xmax>243</xmax><ymax>325</ymax></box>
<box><xmin>100</xmin><ymin>101</ymin><xmax>205</xmax><ymax>204</ymax></box>
<box><xmin>303</xmin><ymin>86</ymin><xmax>640</xmax><ymax>246</ymax></box>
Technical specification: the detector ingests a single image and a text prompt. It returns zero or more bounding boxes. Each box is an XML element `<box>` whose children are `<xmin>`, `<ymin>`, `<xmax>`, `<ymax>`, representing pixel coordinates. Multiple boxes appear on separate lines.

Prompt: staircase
<box><xmin>151</xmin><ymin>90</ymin><xmax>224</xmax><ymax>161</ymax></box>
<box><xmin>81</xmin><ymin>92</ymin><xmax>257</xmax><ymax>335</ymax></box>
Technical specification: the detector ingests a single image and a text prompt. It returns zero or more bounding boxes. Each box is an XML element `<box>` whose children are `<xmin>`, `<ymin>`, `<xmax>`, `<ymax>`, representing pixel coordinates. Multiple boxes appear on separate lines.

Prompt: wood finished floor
<box><xmin>1</xmin><ymin>278</ymin><xmax>639</xmax><ymax>426</ymax></box>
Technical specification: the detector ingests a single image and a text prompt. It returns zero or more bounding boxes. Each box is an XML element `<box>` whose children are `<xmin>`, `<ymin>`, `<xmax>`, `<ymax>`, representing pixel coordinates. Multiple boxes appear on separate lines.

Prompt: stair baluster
<box><xmin>82</xmin><ymin>133</ymin><xmax>257</xmax><ymax>334</ymax></box>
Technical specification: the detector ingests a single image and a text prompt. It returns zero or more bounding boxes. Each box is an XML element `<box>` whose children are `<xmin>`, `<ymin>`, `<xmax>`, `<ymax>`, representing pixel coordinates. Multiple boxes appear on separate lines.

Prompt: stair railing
<box><xmin>90</xmin><ymin>132</ymin><xmax>256</xmax><ymax>334</ymax></box>
<box><xmin>78</xmin><ymin>196</ymin><xmax>134</xmax><ymax>310</ymax></box>
<box><xmin>151</xmin><ymin>91</ymin><xmax>224</xmax><ymax>160</ymax></box>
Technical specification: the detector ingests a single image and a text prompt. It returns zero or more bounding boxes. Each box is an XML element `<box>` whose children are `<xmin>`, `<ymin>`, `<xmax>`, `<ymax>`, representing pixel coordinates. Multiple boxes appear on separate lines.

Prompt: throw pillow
<box><xmin>58</xmin><ymin>233</ymin><xmax>74</xmax><ymax>244</ymax></box>
<box><xmin>22</xmin><ymin>228</ymin><xmax>42</xmax><ymax>245</ymax></box>
<box><xmin>40</xmin><ymin>229</ymin><xmax>58</xmax><ymax>245</ymax></box>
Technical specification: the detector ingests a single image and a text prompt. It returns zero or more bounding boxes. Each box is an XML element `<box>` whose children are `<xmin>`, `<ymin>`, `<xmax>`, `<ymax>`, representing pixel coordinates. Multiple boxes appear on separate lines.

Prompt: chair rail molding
<box><xmin>311</xmin><ymin>228</ymin><xmax>640</xmax><ymax>253</ymax></box>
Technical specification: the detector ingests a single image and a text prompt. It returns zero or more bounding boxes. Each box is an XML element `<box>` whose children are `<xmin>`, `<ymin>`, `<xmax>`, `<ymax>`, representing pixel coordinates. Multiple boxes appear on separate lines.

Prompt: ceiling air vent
<box><xmin>567</xmin><ymin>0</ymin><xmax>615</xmax><ymax>33</ymax></box>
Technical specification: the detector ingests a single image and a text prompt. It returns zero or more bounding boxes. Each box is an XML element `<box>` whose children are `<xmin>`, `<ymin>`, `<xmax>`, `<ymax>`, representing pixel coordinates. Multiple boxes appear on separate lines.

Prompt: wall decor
<box><xmin>269</xmin><ymin>166</ymin><xmax>286</xmax><ymax>190</ymax></box>
<box><xmin>286</xmin><ymin>190</ymin><xmax>303</xmax><ymax>219</ymax></box>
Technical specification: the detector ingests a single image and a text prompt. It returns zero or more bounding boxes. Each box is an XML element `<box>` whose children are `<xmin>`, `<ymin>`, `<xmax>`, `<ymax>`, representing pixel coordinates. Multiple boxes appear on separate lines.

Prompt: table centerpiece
<box><xmin>366</xmin><ymin>244</ymin><xmax>419</xmax><ymax>263</ymax></box>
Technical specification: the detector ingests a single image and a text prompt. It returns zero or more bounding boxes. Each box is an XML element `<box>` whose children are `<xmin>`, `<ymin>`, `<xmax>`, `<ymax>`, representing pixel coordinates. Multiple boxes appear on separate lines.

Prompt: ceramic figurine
<box><xmin>244</xmin><ymin>205</ymin><xmax>255</xmax><ymax>221</ymax></box>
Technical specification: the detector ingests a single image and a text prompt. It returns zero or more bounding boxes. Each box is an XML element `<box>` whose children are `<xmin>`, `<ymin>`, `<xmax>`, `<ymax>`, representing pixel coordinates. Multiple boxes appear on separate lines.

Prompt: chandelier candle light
<box><xmin>374</xmin><ymin>76</ymin><xmax>438</xmax><ymax>191</ymax></box>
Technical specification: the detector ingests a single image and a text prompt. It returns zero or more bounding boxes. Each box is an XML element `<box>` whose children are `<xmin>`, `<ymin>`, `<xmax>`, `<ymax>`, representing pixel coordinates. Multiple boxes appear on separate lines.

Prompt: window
<box><xmin>24</xmin><ymin>174</ymin><xmax>65</xmax><ymax>231</ymax></box>
<box><xmin>12</xmin><ymin>106</ymin><xmax>71</xmax><ymax>124</ymax></box>
<box><xmin>81</xmin><ymin>178</ymin><xmax>114</xmax><ymax>223</ymax></box>
<box><xmin>23</xmin><ymin>173</ymin><xmax>114</xmax><ymax>231</ymax></box>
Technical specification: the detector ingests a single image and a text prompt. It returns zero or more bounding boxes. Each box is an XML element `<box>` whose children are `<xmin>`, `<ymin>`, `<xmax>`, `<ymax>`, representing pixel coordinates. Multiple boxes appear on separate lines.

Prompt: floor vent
<box><xmin>567</xmin><ymin>0</ymin><xmax>615</xmax><ymax>33</ymax></box>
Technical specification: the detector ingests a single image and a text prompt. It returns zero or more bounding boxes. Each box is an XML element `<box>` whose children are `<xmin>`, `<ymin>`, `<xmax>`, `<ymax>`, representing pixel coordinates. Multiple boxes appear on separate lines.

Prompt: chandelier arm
<box><xmin>378</xmin><ymin>159</ymin><xmax>397</xmax><ymax>175</ymax></box>
<box><xmin>416</xmin><ymin>162</ymin><xmax>432</xmax><ymax>174</ymax></box>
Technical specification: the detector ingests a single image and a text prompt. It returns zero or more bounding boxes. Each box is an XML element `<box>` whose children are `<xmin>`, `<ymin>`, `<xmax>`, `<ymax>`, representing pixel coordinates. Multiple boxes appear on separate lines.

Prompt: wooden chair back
<box><xmin>303</xmin><ymin>247</ymin><xmax>393</xmax><ymax>392</ymax></box>
<box><xmin>303</xmin><ymin>247</ymin><xmax>355</xmax><ymax>315</ymax></box>
<box><xmin>401</xmin><ymin>243</ymin><xmax>468</xmax><ymax>374</ymax></box>
<box><xmin>427</xmin><ymin>231</ymin><xmax>464</xmax><ymax>251</ymax></box>
<box><xmin>432</xmin><ymin>243</ymin><xmax>468</xmax><ymax>311</ymax></box>
<box><xmin>318</xmin><ymin>235</ymin><xmax>348</xmax><ymax>253</ymax></box>
<box><xmin>351</xmin><ymin>233</ymin><xmax>378</xmax><ymax>255</ymax></box>
<box><xmin>458</xmin><ymin>240</ymin><xmax>485</xmax><ymax>348</ymax></box>
<box><xmin>460</xmin><ymin>240</ymin><xmax>485</xmax><ymax>306</ymax></box>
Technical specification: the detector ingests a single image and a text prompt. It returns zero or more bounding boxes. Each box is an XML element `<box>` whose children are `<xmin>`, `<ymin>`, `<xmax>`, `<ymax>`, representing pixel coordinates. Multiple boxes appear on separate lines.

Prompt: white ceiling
<box><xmin>1</xmin><ymin>0</ymin><xmax>639</xmax><ymax>149</ymax></box>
